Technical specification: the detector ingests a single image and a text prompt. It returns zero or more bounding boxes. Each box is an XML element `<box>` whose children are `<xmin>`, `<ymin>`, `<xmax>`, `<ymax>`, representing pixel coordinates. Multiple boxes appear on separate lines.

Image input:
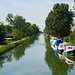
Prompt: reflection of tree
<box><xmin>13</xmin><ymin>43</ymin><xmax>26</xmax><ymax>61</ymax></box>
<box><xmin>0</xmin><ymin>35</ymin><xmax>38</xmax><ymax>69</ymax></box>
<box><xmin>13</xmin><ymin>36</ymin><xmax>38</xmax><ymax>61</ymax></box>
<box><xmin>0</xmin><ymin>60</ymin><xmax>4</xmax><ymax>69</ymax></box>
<box><xmin>44</xmin><ymin>36</ymin><xmax>74</xmax><ymax>75</ymax></box>
<box><xmin>0</xmin><ymin>54</ymin><xmax>12</xmax><ymax>69</ymax></box>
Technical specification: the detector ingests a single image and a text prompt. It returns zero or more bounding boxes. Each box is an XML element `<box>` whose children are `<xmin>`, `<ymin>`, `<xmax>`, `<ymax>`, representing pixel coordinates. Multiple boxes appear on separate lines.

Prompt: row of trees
<box><xmin>44</xmin><ymin>3</ymin><xmax>74</xmax><ymax>38</ymax></box>
<box><xmin>0</xmin><ymin>13</ymin><xmax>40</xmax><ymax>44</ymax></box>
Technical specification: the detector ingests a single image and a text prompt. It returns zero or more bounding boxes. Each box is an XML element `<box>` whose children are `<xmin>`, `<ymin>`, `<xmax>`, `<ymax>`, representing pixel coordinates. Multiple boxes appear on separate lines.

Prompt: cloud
<box><xmin>0</xmin><ymin>0</ymin><xmax>74</xmax><ymax>31</ymax></box>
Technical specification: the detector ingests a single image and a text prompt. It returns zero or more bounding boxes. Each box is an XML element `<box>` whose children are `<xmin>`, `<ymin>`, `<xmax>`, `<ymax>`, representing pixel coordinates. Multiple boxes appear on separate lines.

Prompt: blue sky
<box><xmin>0</xmin><ymin>0</ymin><xmax>74</xmax><ymax>31</ymax></box>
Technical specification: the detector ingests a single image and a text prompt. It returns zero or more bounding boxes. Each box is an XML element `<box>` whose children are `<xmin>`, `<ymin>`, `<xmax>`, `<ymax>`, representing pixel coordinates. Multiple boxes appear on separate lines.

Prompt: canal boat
<box><xmin>57</xmin><ymin>43</ymin><xmax>67</xmax><ymax>54</ymax></box>
<box><xmin>63</xmin><ymin>46</ymin><xmax>75</xmax><ymax>55</ymax></box>
<box><xmin>50</xmin><ymin>38</ymin><xmax>63</xmax><ymax>50</ymax></box>
<box><xmin>50</xmin><ymin>37</ymin><xmax>75</xmax><ymax>64</ymax></box>
<box><xmin>50</xmin><ymin>37</ymin><xmax>75</xmax><ymax>56</ymax></box>
<box><xmin>50</xmin><ymin>37</ymin><xmax>58</xmax><ymax>50</ymax></box>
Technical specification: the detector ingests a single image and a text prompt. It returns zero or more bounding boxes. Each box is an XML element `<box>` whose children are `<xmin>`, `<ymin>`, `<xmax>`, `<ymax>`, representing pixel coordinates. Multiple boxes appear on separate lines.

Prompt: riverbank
<box><xmin>0</xmin><ymin>34</ymin><xmax>39</xmax><ymax>55</ymax></box>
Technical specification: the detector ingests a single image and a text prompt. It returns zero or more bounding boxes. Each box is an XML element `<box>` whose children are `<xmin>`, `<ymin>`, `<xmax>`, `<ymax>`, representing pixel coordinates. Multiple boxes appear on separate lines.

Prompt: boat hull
<box><xmin>63</xmin><ymin>50</ymin><xmax>75</xmax><ymax>56</ymax></box>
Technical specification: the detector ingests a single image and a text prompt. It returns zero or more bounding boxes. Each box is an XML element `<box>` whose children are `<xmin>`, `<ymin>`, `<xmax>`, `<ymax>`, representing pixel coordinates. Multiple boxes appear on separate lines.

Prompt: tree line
<box><xmin>0</xmin><ymin>13</ymin><xmax>40</xmax><ymax>44</ymax></box>
<box><xmin>44</xmin><ymin>3</ymin><xmax>74</xmax><ymax>38</ymax></box>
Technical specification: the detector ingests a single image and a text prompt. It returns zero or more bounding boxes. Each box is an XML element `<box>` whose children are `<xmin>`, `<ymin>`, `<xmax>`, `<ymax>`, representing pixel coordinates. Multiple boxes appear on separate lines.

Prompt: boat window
<box><xmin>68</xmin><ymin>47</ymin><xmax>72</xmax><ymax>49</ymax></box>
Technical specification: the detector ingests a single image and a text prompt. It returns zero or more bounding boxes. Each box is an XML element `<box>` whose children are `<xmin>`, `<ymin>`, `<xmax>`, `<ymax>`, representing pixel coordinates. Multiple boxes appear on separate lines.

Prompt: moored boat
<box><xmin>50</xmin><ymin>37</ymin><xmax>63</xmax><ymax>51</ymax></box>
<box><xmin>63</xmin><ymin>46</ymin><xmax>75</xmax><ymax>56</ymax></box>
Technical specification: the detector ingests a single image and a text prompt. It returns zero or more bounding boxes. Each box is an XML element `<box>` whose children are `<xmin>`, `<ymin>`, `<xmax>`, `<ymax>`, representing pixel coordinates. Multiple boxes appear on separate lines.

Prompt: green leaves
<box><xmin>0</xmin><ymin>24</ymin><xmax>5</xmax><ymax>44</ymax></box>
<box><xmin>6</xmin><ymin>13</ymin><xmax>40</xmax><ymax>40</ymax></box>
<box><xmin>45</xmin><ymin>3</ymin><xmax>74</xmax><ymax>37</ymax></box>
<box><xmin>6</xmin><ymin>13</ymin><xmax>14</xmax><ymax>25</ymax></box>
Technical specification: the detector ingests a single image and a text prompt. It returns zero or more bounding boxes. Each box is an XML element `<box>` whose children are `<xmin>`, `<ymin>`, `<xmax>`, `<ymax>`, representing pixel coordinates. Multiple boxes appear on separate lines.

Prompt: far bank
<box><xmin>0</xmin><ymin>33</ymin><xmax>40</xmax><ymax>55</ymax></box>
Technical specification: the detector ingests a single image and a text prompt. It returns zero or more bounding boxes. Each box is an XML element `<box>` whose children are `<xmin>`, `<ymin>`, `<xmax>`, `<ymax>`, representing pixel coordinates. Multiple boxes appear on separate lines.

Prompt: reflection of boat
<box><xmin>58</xmin><ymin>53</ymin><xmax>75</xmax><ymax>65</ymax></box>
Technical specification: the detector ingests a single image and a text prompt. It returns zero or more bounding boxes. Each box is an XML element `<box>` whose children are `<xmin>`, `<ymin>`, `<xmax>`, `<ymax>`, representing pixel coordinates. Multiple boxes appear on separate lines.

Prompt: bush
<box><xmin>64</xmin><ymin>31</ymin><xmax>75</xmax><ymax>45</ymax></box>
<box><xmin>64</xmin><ymin>36</ymin><xmax>69</xmax><ymax>42</ymax></box>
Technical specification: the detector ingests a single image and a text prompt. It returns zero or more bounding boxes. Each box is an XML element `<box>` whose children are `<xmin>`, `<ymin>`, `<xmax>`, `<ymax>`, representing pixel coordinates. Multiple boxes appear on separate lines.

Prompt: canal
<box><xmin>0</xmin><ymin>34</ymin><xmax>75</xmax><ymax>75</ymax></box>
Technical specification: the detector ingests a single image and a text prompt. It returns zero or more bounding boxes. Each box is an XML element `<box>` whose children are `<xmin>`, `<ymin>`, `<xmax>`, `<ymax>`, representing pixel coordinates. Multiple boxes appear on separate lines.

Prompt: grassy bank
<box><xmin>0</xmin><ymin>34</ymin><xmax>40</xmax><ymax>54</ymax></box>
<box><xmin>0</xmin><ymin>37</ymin><xmax>30</xmax><ymax>54</ymax></box>
<box><xmin>64</xmin><ymin>31</ymin><xmax>75</xmax><ymax>45</ymax></box>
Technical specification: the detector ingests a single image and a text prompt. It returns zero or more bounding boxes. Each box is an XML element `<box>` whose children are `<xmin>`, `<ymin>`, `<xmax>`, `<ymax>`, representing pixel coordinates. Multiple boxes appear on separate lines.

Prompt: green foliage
<box><xmin>5</xmin><ymin>39</ymin><xmax>14</xmax><ymax>44</ymax></box>
<box><xmin>6</xmin><ymin>13</ymin><xmax>14</xmax><ymax>25</ymax></box>
<box><xmin>13</xmin><ymin>15</ymin><xmax>26</xmax><ymax>29</ymax></box>
<box><xmin>12</xmin><ymin>29</ymin><xmax>24</xmax><ymax>40</ymax></box>
<box><xmin>0</xmin><ymin>34</ymin><xmax>38</xmax><ymax>54</ymax></box>
<box><xmin>0</xmin><ymin>44</ymin><xmax>16</xmax><ymax>53</ymax></box>
<box><xmin>6</xmin><ymin>13</ymin><xmax>40</xmax><ymax>39</ymax></box>
<box><xmin>0</xmin><ymin>23</ymin><xmax>5</xmax><ymax>44</ymax></box>
<box><xmin>64</xmin><ymin>36</ymin><xmax>69</xmax><ymax>42</ymax></box>
<box><xmin>64</xmin><ymin>31</ymin><xmax>75</xmax><ymax>45</ymax></box>
<box><xmin>27</xmin><ymin>24</ymin><xmax>40</xmax><ymax>36</ymax></box>
<box><xmin>69</xmin><ymin>31</ymin><xmax>75</xmax><ymax>45</ymax></box>
<box><xmin>0</xmin><ymin>37</ymin><xmax>30</xmax><ymax>54</ymax></box>
<box><xmin>45</xmin><ymin>3</ymin><xmax>74</xmax><ymax>37</ymax></box>
<box><xmin>4</xmin><ymin>25</ymin><xmax>12</xmax><ymax>33</ymax></box>
<box><xmin>25</xmin><ymin>22</ymin><xmax>31</xmax><ymax>27</ymax></box>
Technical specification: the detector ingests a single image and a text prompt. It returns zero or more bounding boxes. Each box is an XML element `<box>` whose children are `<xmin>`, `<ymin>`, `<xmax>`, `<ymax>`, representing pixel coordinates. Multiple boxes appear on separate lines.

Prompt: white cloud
<box><xmin>0</xmin><ymin>0</ymin><xmax>74</xmax><ymax>31</ymax></box>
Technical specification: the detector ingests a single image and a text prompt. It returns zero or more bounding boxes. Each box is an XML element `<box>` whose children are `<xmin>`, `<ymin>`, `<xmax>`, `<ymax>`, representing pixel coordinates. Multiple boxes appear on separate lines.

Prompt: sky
<box><xmin>0</xmin><ymin>0</ymin><xmax>74</xmax><ymax>31</ymax></box>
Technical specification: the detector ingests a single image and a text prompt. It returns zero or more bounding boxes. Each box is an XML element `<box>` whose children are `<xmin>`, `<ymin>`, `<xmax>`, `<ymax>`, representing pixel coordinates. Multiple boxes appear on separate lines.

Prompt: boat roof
<box><xmin>66</xmin><ymin>46</ymin><xmax>75</xmax><ymax>47</ymax></box>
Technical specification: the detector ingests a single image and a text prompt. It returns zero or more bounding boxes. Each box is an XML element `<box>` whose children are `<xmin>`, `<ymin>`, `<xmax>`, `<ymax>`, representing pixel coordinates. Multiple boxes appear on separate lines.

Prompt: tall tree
<box><xmin>13</xmin><ymin>15</ymin><xmax>26</xmax><ymax>29</ymax></box>
<box><xmin>27</xmin><ymin>24</ymin><xmax>39</xmax><ymax>36</ymax></box>
<box><xmin>6</xmin><ymin>13</ymin><xmax>40</xmax><ymax>39</ymax></box>
<box><xmin>12</xmin><ymin>29</ymin><xmax>24</xmax><ymax>40</ymax></box>
<box><xmin>4</xmin><ymin>25</ymin><xmax>12</xmax><ymax>33</ymax></box>
<box><xmin>0</xmin><ymin>22</ymin><xmax>5</xmax><ymax>44</ymax></box>
<box><xmin>6</xmin><ymin>13</ymin><xmax>14</xmax><ymax>25</ymax></box>
<box><xmin>45</xmin><ymin>3</ymin><xmax>74</xmax><ymax>37</ymax></box>
<box><xmin>6</xmin><ymin>14</ymin><xmax>26</xmax><ymax>38</ymax></box>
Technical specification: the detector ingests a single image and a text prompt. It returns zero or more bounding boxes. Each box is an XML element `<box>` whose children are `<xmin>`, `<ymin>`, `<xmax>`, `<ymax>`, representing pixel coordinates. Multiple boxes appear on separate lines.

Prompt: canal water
<box><xmin>0</xmin><ymin>34</ymin><xmax>75</xmax><ymax>75</ymax></box>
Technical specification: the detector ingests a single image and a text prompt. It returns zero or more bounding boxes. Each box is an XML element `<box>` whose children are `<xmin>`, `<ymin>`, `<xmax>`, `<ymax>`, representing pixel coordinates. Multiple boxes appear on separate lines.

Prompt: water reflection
<box><xmin>58</xmin><ymin>53</ymin><xmax>75</xmax><ymax>65</ymax></box>
<box><xmin>44</xmin><ymin>36</ymin><xmax>75</xmax><ymax>75</ymax></box>
<box><xmin>0</xmin><ymin>36</ymin><xmax>38</xmax><ymax>69</ymax></box>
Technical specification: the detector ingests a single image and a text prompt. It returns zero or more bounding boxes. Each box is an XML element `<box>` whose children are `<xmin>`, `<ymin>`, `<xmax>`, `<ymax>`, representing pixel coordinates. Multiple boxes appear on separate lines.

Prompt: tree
<box><xmin>45</xmin><ymin>3</ymin><xmax>74</xmax><ymax>37</ymax></box>
<box><xmin>6</xmin><ymin>14</ymin><xmax>27</xmax><ymax>38</ymax></box>
<box><xmin>4</xmin><ymin>25</ymin><xmax>12</xmax><ymax>33</ymax></box>
<box><xmin>6</xmin><ymin>13</ymin><xmax>14</xmax><ymax>25</ymax></box>
<box><xmin>6</xmin><ymin>13</ymin><xmax>40</xmax><ymax>39</ymax></box>
<box><xmin>13</xmin><ymin>15</ymin><xmax>26</xmax><ymax>29</ymax></box>
<box><xmin>27</xmin><ymin>24</ymin><xmax>40</xmax><ymax>36</ymax></box>
<box><xmin>25</xmin><ymin>22</ymin><xmax>31</xmax><ymax>28</ymax></box>
<box><xmin>12</xmin><ymin>29</ymin><xmax>24</xmax><ymax>40</ymax></box>
<box><xmin>0</xmin><ymin>23</ymin><xmax>5</xmax><ymax>44</ymax></box>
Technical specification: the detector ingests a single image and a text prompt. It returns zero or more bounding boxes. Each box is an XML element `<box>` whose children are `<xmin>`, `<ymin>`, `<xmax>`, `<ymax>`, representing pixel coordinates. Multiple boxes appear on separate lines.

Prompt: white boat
<box><xmin>63</xmin><ymin>46</ymin><xmax>75</xmax><ymax>55</ymax></box>
<box><xmin>50</xmin><ymin>37</ymin><xmax>58</xmax><ymax>50</ymax></box>
<box><xmin>57</xmin><ymin>42</ymin><xmax>67</xmax><ymax>54</ymax></box>
<box><xmin>50</xmin><ymin>37</ymin><xmax>75</xmax><ymax>55</ymax></box>
<box><xmin>50</xmin><ymin>37</ymin><xmax>63</xmax><ymax>50</ymax></box>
